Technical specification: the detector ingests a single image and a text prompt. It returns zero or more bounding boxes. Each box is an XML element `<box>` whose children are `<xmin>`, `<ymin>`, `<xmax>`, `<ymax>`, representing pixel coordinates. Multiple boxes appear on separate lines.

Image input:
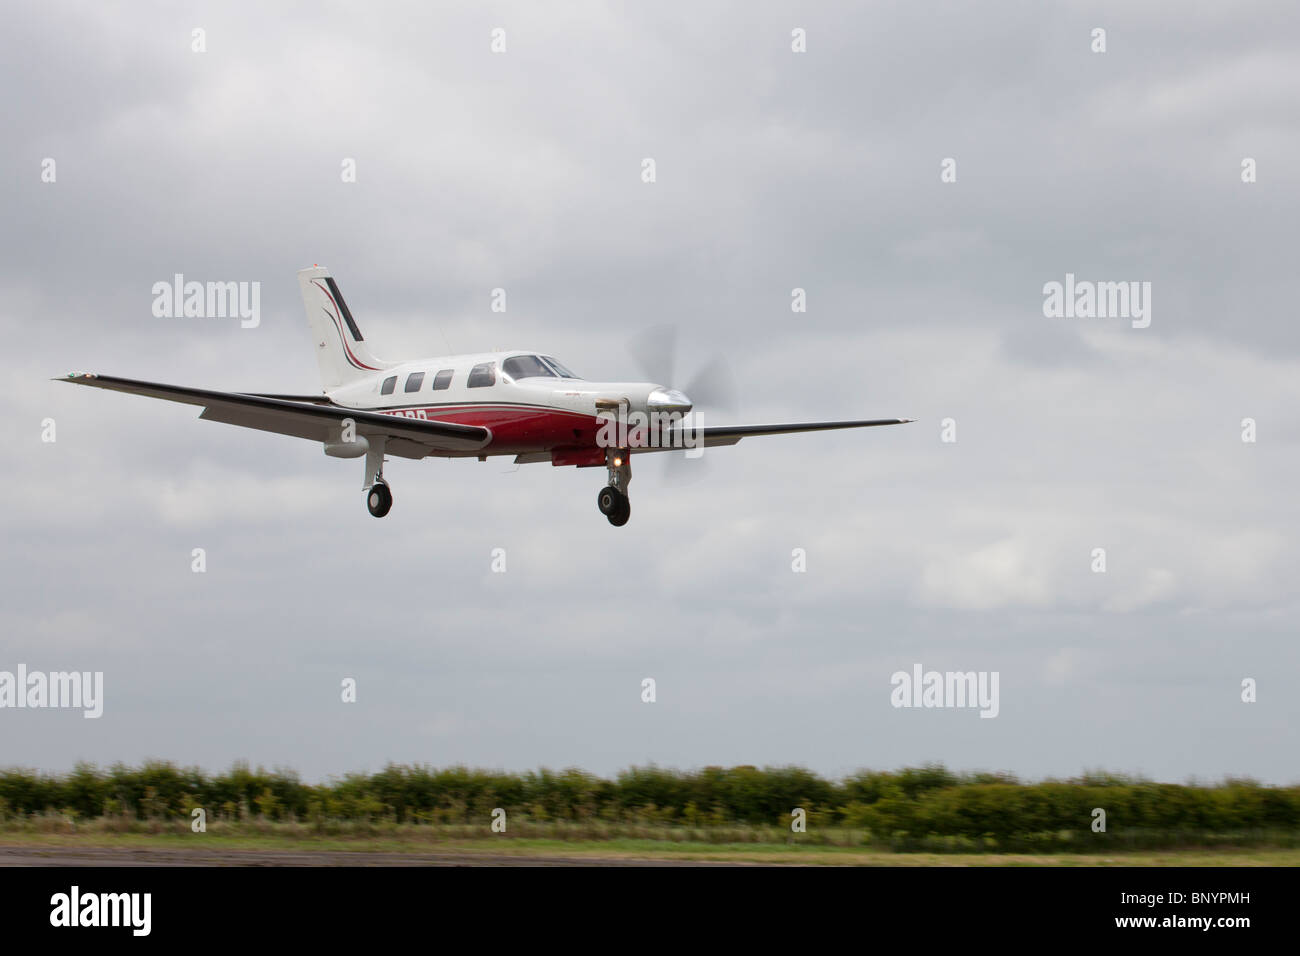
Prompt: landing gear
<box><xmin>598</xmin><ymin>486</ymin><xmax>630</xmax><ymax>526</ymax></box>
<box><xmin>609</xmin><ymin>494</ymin><xmax>630</xmax><ymax>526</ymax></box>
<box><xmin>597</xmin><ymin>486</ymin><xmax>620</xmax><ymax>515</ymax></box>
<box><xmin>364</xmin><ymin>438</ymin><xmax>392</xmax><ymax>518</ymax></box>
<box><xmin>599</xmin><ymin>448</ymin><xmax>632</xmax><ymax>526</ymax></box>
<box><xmin>366</xmin><ymin>480</ymin><xmax>393</xmax><ymax>518</ymax></box>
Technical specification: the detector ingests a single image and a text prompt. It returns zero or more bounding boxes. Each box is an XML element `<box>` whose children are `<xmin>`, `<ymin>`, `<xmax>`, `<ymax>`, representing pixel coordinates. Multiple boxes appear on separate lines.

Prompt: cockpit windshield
<box><xmin>502</xmin><ymin>355</ymin><xmax>556</xmax><ymax>381</ymax></box>
<box><xmin>502</xmin><ymin>354</ymin><xmax>582</xmax><ymax>381</ymax></box>
<box><xmin>541</xmin><ymin>356</ymin><xmax>580</xmax><ymax>379</ymax></box>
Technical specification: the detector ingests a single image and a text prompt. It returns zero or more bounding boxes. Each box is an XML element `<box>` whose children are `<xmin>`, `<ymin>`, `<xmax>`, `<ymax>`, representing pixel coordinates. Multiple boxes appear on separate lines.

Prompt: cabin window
<box><xmin>503</xmin><ymin>355</ymin><xmax>556</xmax><ymax>381</ymax></box>
<box><xmin>431</xmin><ymin>369</ymin><xmax>454</xmax><ymax>390</ymax></box>
<box><xmin>380</xmin><ymin>375</ymin><xmax>397</xmax><ymax>395</ymax></box>
<box><xmin>404</xmin><ymin>372</ymin><xmax>425</xmax><ymax>392</ymax></box>
<box><xmin>467</xmin><ymin>362</ymin><xmax>496</xmax><ymax>388</ymax></box>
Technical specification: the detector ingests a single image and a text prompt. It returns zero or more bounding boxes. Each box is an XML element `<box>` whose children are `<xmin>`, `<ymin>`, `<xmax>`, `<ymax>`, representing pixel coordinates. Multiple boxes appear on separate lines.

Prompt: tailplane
<box><xmin>297</xmin><ymin>266</ymin><xmax>393</xmax><ymax>391</ymax></box>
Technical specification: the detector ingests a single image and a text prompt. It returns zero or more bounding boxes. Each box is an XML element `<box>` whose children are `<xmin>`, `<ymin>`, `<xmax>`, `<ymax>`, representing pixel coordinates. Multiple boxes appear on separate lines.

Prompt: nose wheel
<box><xmin>366</xmin><ymin>481</ymin><xmax>393</xmax><ymax>518</ymax></box>
<box><xmin>597</xmin><ymin>486</ymin><xmax>630</xmax><ymax>526</ymax></box>
<box><xmin>598</xmin><ymin>448</ymin><xmax>632</xmax><ymax>526</ymax></box>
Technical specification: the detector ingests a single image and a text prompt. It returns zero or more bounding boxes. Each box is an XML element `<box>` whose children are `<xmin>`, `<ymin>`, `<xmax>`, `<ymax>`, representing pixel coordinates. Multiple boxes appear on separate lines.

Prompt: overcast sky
<box><xmin>2</xmin><ymin>1</ymin><xmax>1298</xmax><ymax>785</ymax></box>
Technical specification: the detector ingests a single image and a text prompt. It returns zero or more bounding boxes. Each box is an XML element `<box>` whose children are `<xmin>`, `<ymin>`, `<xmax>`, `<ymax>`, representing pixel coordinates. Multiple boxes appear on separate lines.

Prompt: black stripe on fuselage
<box><xmin>325</xmin><ymin>277</ymin><xmax>364</xmax><ymax>341</ymax></box>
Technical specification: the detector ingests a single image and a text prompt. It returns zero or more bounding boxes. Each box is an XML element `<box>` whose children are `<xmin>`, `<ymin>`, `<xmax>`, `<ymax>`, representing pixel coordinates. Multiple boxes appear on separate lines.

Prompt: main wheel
<box><xmin>367</xmin><ymin>482</ymin><xmax>393</xmax><ymax>518</ymax></box>
<box><xmin>607</xmin><ymin>495</ymin><xmax>630</xmax><ymax>527</ymax></box>
<box><xmin>597</xmin><ymin>485</ymin><xmax>621</xmax><ymax>516</ymax></box>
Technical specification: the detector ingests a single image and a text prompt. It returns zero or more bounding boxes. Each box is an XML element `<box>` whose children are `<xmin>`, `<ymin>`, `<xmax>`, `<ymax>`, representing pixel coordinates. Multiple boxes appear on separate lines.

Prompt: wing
<box><xmin>56</xmin><ymin>373</ymin><xmax>490</xmax><ymax>458</ymax></box>
<box><xmin>636</xmin><ymin>417</ymin><xmax>913</xmax><ymax>452</ymax></box>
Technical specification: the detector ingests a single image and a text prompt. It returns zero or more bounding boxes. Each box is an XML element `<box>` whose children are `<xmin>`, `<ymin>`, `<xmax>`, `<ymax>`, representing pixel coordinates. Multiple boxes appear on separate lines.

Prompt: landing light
<box><xmin>613</xmin><ymin>456</ymin><xmax>623</xmax><ymax>467</ymax></box>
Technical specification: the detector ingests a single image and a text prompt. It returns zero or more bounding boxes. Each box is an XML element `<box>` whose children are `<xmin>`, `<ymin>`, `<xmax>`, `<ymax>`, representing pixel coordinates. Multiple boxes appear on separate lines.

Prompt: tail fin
<box><xmin>297</xmin><ymin>266</ymin><xmax>393</xmax><ymax>391</ymax></box>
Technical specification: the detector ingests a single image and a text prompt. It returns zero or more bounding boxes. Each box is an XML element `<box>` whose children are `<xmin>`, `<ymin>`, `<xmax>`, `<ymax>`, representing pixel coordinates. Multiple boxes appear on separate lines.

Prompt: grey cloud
<box><xmin>2</xmin><ymin>1</ymin><xmax>1297</xmax><ymax>784</ymax></box>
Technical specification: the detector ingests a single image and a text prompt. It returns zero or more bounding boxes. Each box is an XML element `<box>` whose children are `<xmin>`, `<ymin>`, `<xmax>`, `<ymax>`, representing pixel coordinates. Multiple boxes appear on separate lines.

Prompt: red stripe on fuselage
<box><xmin>378</xmin><ymin>403</ymin><xmax>601</xmax><ymax>454</ymax></box>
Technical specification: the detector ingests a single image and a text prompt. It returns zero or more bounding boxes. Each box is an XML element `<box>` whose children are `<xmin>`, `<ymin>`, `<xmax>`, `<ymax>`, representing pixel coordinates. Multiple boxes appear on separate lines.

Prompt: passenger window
<box><xmin>404</xmin><ymin>372</ymin><xmax>425</xmax><ymax>393</ymax></box>
<box><xmin>467</xmin><ymin>362</ymin><xmax>496</xmax><ymax>388</ymax></box>
<box><xmin>431</xmin><ymin>369</ymin><xmax>453</xmax><ymax>390</ymax></box>
<box><xmin>380</xmin><ymin>375</ymin><xmax>397</xmax><ymax>395</ymax></box>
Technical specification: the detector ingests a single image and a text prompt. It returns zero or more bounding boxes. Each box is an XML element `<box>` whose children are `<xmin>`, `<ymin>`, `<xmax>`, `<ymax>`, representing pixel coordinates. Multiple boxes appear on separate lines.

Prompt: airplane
<box><xmin>59</xmin><ymin>266</ymin><xmax>913</xmax><ymax>526</ymax></box>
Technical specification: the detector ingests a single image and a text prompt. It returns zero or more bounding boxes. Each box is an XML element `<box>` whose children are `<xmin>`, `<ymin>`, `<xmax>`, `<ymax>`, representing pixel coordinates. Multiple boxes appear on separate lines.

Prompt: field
<box><xmin>2</xmin><ymin>828</ymin><xmax>1297</xmax><ymax>866</ymax></box>
<box><xmin>5</xmin><ymin>763</ymin><xmax>1298</xmax><ymax>865</ymax></box>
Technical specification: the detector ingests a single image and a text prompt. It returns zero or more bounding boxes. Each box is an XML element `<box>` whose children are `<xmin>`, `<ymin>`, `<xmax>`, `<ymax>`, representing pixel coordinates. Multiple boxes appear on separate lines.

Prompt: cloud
<box><xmin>1</xmin><ymin>1</ymin><xmax>1298</xmax><ymax>784</ymax></box>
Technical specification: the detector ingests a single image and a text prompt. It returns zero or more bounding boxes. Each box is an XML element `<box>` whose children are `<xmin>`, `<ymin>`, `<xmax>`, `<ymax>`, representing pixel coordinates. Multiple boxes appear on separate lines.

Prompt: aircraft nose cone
<box><xmin>647</xmin><ymin>388</ymin><xmax>692</xmax><ymax>414</ymax></box>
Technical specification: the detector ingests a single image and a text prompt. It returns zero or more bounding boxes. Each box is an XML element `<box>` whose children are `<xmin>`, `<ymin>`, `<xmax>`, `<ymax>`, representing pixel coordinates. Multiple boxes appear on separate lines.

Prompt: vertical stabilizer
<box><xmin>297</xmin><ymin>266</ymin><xmax>392</xmax><ymax>391</ymax></box>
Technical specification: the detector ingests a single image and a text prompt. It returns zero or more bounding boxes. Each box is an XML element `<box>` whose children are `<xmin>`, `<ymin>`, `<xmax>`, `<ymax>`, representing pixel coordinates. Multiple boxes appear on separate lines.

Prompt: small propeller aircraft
<box><xmin>60</xmin><ymin>267</ymin><xmax>912</xmax><ymax>526</ymax></box>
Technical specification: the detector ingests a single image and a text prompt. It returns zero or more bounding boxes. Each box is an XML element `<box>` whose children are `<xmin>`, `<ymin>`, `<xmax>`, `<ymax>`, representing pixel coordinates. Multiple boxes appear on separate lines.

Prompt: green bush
<box><xmin>0</xmin><ymin>761</ymin><xmax>1296</xmax><ymax>850</ymax></box>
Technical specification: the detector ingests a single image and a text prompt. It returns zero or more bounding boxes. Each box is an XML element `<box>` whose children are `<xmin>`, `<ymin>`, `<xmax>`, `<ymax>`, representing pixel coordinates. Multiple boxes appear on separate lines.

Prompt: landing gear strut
<box><xmin>598</xmin><ymin>449</ymin><xmax>631</xmax><ymax>526</ymax></box>
<box><xmin>364</xmin><ymin>438</ymin><xmax>392</xmax><ymax>518</ymax></box>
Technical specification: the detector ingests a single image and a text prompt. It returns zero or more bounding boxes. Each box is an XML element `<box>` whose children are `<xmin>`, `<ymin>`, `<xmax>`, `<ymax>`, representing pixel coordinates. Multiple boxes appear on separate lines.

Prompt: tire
<box><xmin>367</xmin><ymin>482</ymin><xmax>393</xmax><ymax>518</ymax></box>
<box><xmin>597</xmin><ymin>485</ymin><xmax>621</xmax><ymax>516</ymax></box>
<box><xmin>607</xmin><ymin>496</ymin><xmax>630</xmax><ymax>527</ymax></box>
